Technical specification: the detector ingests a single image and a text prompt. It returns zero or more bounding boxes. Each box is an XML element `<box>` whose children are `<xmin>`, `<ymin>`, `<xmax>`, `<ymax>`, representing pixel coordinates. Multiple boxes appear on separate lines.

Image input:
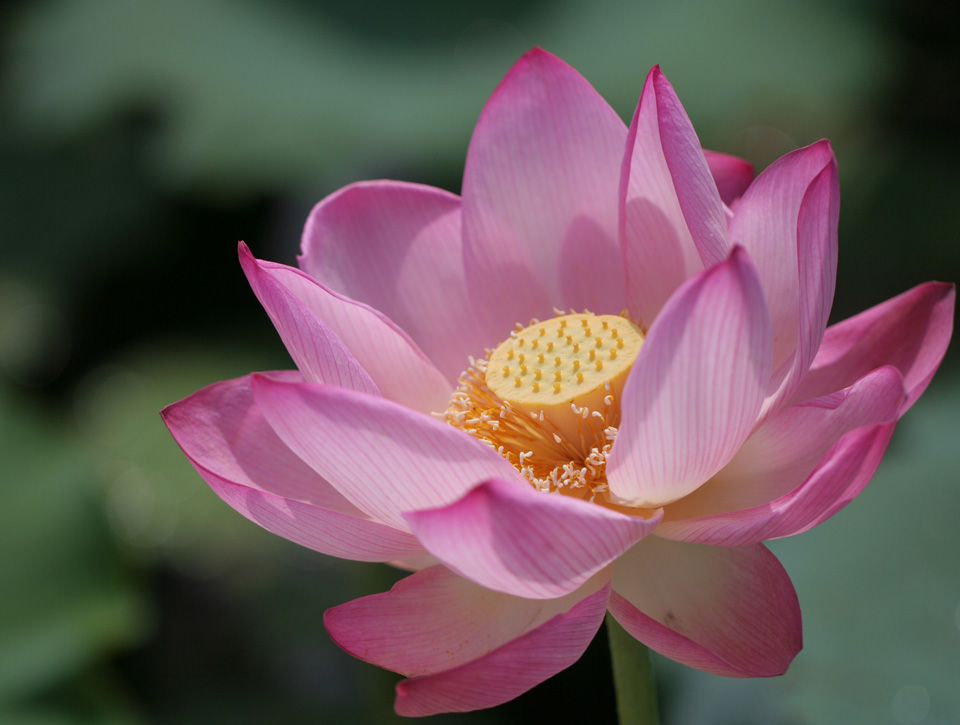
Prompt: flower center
<box><xmin>486</xmin><ymin>313</ymin><xmax>644</xmax><ymax>443</ymax></box>
<box><xmin>441</xmin><ymin>313</ymin><xmax>645</xmax><ymax>502</ymax></box>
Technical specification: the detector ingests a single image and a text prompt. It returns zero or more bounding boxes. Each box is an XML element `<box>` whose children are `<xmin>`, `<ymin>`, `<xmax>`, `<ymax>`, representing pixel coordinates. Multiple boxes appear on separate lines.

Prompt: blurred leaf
<box><xmin>4</xmin><ymin>0</ymin><xmax>889</xmax><ymax>193</ymax></box>
<box><xmin>0</xmin><ymin>386</ymin><xmax>146</xmax><ymax>704</ymax></box>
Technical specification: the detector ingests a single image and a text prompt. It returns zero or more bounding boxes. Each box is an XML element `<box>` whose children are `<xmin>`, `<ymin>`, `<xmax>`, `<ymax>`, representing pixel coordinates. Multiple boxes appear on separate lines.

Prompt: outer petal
<box><xmin>240</xmin><ymin>244</ymin><xmax>451</xmax><ymax>414</ymax></box>
<box><xmin>395</xmin><ymin>583</ymin><xmax>608</xmax><ymax>716</ymax></box>
<box><xmin>325</xmin><ymin>565</ymin><xmax>609</xmax><ymax>717</ymax></box>
<box><xmin>238</xmin><ymin>244</ymin><xmax>378</xmax><ymax>395</ymax></box>
<box><xmin>621</xmin><ymin>66</ymin><xmax>729</xmax><ymax>327</ymax></box>
<box><xmin>325</xmin><ymin>564</ymin><xmax>606</xmax><ymax>678</ymax></box>
<box><xmin>728</xmin><ymin>140</ymin><xmax>838</xmax><ymax>408</ymax></box>
<box><xmin>607</xmin><ymin>247</ymin><xmax>772</xmax><ymax>508</ymax></box>
<box><xmin>250</xmin><ymin>375</ymin><xmax>526</xmax><ymax>530</ymax></box>
<box><xmin>702</xmin><ymin>149</ymin><xmax>754</xmax><ymax>206</ymax></box>
<box><xmin>663</xmin><ymin>365</ymin><xmax>904</xmax><ymax>519</ymax></box>
<box><xmin>404</xmin><ymin>477</ymin><xmax>662</xmax><ymax>599</ymax></box>
<box><xmin>791</xmin><ymin>281</ymin><xmax>955</xmax><ymax>414</ymax></box>
<box><xmin>298</xmin><ymin>181</ymin><xmax>498</xmax><ymax>383</ymax></box>
<box><xmin>655</xmin><ymin>422</ymin><xmax>896</xmax><ymax>546</ymax></box>
<box><xmin>609</xmin><ymin>537</ymin><xmax>801</xmax><ymax>677</ymax></box>
<box><xmin>160</xmin><ymin>373</ymin><xmax>426</xmax><ymax>561</ymax></box>
<box><xmin>462</xmin><ymin>47</ymin><xmax>627</xmax><ymax>325</ymax></box>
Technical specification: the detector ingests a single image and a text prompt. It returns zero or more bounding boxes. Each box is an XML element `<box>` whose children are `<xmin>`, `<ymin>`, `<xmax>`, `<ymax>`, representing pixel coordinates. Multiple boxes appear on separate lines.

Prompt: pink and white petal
<box><xmin>324</xmin><ymin>564</ymin><xmax>607</xmax><ymax>678</ymax></box>
<box><xmin>621</xmin><ymin>67</ymin><xmax>728</xmax><ymax>327</ymax></box>
<box><xmin>655</xmin><ymin>422</ymin><xmax>896</xmax><ymax>546</ymax></box>
<box><xmin>298</xmin><ymin>182</ymin><xmax>496</xmax><ymax>382</ymax></box>
<box><xmin>206</xmin><ymin>474</ymin><xmax>428</xmax><ymax>561</ymax></box>
<box><xmin>462</xmin><ymin>48</ymin><xmax>627</xmax><ymax>324</ymax></box>
<box><xmin>703</xmin><ymin>149</ymin><xmax>755</xmax><ymax>206</ymax></box>
<box><xmin>664</xmin><ymin>365</ymin><xmax>904</xmax><ymax>519</ymax></box>
<box><xmin>238</xmin><ymin>244</ymin><xmax>379</xmax><ymax>395</ymax></box>
<box><xmin>761</xmin><ymin>157</ymin><xmax>840</xmax><ymax>418</ymax></box>
<box><xmin>729</xmin><ymin>140</ymin><xmax>838</xmax><ymax>385</ymax></box>
<box><xmin>395</xmin><ymin>584</ymin><xmax>609</xmax><ymax>716</ymax></box>
<box><xmin>791</xmin><ymin>281</ymin><xmax>955</xmax><ymax>414</ymax></box>
<box><xmin>607</xmin><ymin>247</ymin><xmax>772</xmax><ymax>508</ymax></box>
<box><xmin>161</xmin><ymin>374</ymin><xmax>425</xmax><ymax>561</ymax></box>
<box><xmin>609</xmin><ymin>537</ymin><xmax>801</xmax><ymax>677</ymax></box>
<box><xmin>251</xmin><ymin>375</ymin><xmax>526</xmax><ymax>530</ymax></box>
<box><xmin>241</xmin><ymin>245</ymin><xmax>451</xmax><ymax>414</ymax></box>
<box><xmin>404</xmin><ymin>477</ymin><xmax>661</xmax><ymax>599</ymax></box>
<box><xmin>162</xmin><ymin>372</ymin><xmax>359</xmax><ymax>511</ymax></box>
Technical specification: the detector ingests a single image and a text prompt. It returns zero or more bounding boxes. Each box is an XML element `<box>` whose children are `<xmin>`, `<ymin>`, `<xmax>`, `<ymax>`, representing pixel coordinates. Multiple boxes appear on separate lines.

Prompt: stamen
<box><xmin>446</xmin><ymin>312</ymin><xmax>645</xmax><ymax>505</ymax></box>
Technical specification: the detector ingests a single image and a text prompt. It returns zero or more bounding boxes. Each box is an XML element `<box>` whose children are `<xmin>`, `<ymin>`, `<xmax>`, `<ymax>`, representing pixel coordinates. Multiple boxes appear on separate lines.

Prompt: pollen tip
<box><xmin>595</xmin><ymin>337</ymin><xmax>603</xmax><ymax>347</ymax></box>
<box><xmin>534</xmin><ymin>369</ymin><xmax>542</xmax><ymax>380</ymax></box>
<box><xmin>553</xmin><ymin>382</ymin><xmax>561</xmax><ymax>393</ymax></box>
<box><xmin>533</xmin><ymin>381</ymin><xmax>540</xmax><ymax>392</ymax></box>
<box><xmin>577</xmin><ymin>372</ymin><xmax>584</xmax><ymax>383</ymax></box>
<box><xmin>595</xmin><ymin>360</ymin><xmax>603</xmax><ymax>371</ymax></box>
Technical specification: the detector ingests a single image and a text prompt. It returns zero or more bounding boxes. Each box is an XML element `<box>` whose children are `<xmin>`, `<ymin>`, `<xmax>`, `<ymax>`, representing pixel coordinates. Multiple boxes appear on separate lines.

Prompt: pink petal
<box><xmin>240</xmin><ymin>244</ymin><xmax>451</xmax><ymax>414</ymax></box>
<box><xmin>250</xmin><ymin>375</ymin><xmax>526</xmax><ymax>530</ymax></box>
<box><xmin>663</xmin><ymin>365</ymin><xmax>904</xmax><ymax>520</ymax></box>
<box><xmin>326</xmin><ymin>565</ymin><xmax>610</xmax><ymax>717</ymax></box>
<box><xmin>609</xmin><ymin>537</ymin><xmax>801</xmax><ymax>677</ymax></box>
<box><xmin>161</xmin><ymin>374</ymin><xmax>426</xmax><ymax>561</ymax></box>
<box><xmin>702</xmin><ymin>149</ymin><xmax>754</xmax><ymax>206</ymax></box>
<box><xmin>607</xmin><ymin>247</ymin><xmax>772</xmax><ymax>508</ymax></box>
<box><xmin>791</xmin><ymin>281</ymin><xmax>955</xmax><ymax>414</ymax></box>
<box><xmin>654</xmin><ymin>422</ymin><xmax>896</xmax><ymax>546</ymax></box>
<box><xmin>325</xmin><ymin>564</ymin><xmax>606</xmax><ymax>678</ymax></box>
<box><xmin>461</xmin><ymin>48</ymin><xmax>627</xmax><ymax>326</ymax></box>
<box><xmin>728</xmin><ymin>141</ymin><xmax>838</xmax><ymax>398</ymax></box>
<box><xmin>395</xmin><ymin>583</ymin><xmax>609</xmax><ymax>716</ymax></box>
<box><xmin>620</xmin><ymin>66</ymin><xmax>729</xmax><ymax>327</ymax></box>
<box><xmin>404</xmin><ymin>477</ymin><xmax>661</xmax><ymax>599</ymax></box>
<box><xmin>298</xmin><ymin>181</ymin><xmax>497</xmax><ymax>383</ymax></box>
<box><xmin>238</xmin><ymin>244</ymin><xmax>378</xmax><ymax>396</ymax></box>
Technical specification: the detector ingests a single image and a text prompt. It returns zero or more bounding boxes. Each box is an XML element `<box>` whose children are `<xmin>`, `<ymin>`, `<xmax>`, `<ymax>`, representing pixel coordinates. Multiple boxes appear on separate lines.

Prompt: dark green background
<box><xmin>1</xmin><ymin>1</ymin><xmax>957</xmax><ymax>723</ymax></box>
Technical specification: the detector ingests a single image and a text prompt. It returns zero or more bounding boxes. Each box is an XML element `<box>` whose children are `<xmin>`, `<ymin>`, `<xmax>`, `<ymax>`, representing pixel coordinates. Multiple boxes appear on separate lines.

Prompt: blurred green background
<box><xmin>1</xmin><ymin>0</ymin><xmax>958</xmax><ymax>723</ymax></box>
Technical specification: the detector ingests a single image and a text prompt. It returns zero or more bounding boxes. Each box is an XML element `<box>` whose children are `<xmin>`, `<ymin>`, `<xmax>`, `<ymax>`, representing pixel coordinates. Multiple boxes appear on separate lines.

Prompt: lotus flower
<box><xmin>162</xmin><ymin>49</ymin><xmax>954</xmax><ymax>716</ymax></box>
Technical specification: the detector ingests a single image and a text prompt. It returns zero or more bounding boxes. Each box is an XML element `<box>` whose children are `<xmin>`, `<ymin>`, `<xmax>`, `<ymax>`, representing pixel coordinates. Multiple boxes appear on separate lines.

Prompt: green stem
<box><xmin>605</xmin><ymin>613</ymin><xmax>660</xmax><ymax>725</ymax></box>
